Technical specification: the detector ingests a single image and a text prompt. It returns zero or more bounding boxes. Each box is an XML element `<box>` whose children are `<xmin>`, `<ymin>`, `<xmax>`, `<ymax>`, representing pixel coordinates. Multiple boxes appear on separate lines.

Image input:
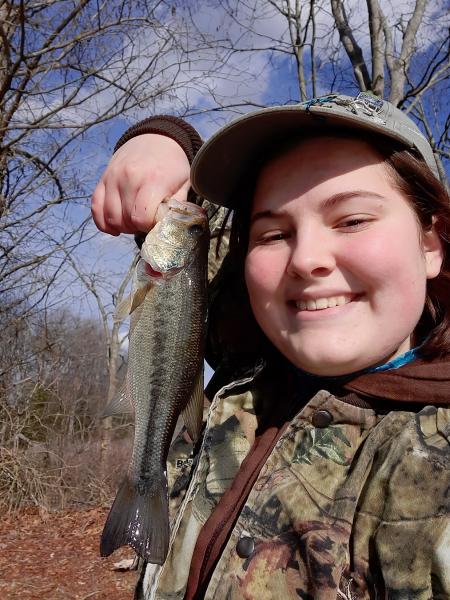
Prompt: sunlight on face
<box><xmin>245</xmin><ymin>137</ymin><xmax>443</xmax><ymax>375</ymax></box>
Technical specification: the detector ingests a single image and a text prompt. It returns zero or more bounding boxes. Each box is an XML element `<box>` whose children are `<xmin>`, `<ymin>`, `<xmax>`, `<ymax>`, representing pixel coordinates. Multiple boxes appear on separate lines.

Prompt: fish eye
<box><xmin>188</xmin><ymin>224</ymin><xmax>203</xmax><ymax>236</ymax></box>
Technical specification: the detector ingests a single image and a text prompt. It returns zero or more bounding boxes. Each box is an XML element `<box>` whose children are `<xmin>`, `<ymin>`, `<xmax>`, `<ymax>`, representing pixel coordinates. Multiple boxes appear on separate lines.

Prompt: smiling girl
<box><xmin>92</xmin><ymin>93</ymin><xmax>450</xmax><ymax>599</ymax></box>
<box><xmin>245</xmin><ymin>135</ymin><xmax>443</xmax><ymax>376</ymax></box>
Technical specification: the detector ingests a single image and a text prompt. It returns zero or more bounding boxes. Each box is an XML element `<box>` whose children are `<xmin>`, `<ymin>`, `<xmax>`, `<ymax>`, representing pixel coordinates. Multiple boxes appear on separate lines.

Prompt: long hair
<box><xmin>383</xmin><ymin>149</ymin><xmax>450</xmax><ymax>357</ymax></box>
<box><xmin>209</xmin><ymin>132</ymin><xmax>450</xmax><ymax>366</ymax></box>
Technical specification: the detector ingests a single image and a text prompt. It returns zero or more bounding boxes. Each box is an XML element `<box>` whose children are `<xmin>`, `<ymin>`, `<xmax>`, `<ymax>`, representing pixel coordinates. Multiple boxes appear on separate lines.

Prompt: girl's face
<box><xmin>245</xmin><ymin>137</ymin><xmax>443</xmax><ymax>375</ymax></box>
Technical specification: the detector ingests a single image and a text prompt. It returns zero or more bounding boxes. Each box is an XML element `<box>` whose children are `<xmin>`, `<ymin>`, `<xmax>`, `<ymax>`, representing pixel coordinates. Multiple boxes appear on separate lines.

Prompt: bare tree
<box><xmin>1</xmin><ymin>0</ymin><xmax>448</xmax><ymax>512</ymax></box>
<box><xmin>0</xmin><ymin>0</ymin><xmax>234</xmax><ymax>450</ymax></box>
<box><xmin>0</xmin><ymin>307</ymin><xmax>112</xmax><ymax>511</ymax></box>
<box><xmin>329</xmin><ymin>0</ymin><xmax>449</xmax><ymax>178</ymax></box>
<box><xmin>0</xmin><ymin>0</ymin><xmax>224</xmax><ymax>318</ymax></box>
<box><xmin>2</xmin><ymin>0</ymin><xmax>447</xmax><ymax>318</ymax></box>
<box><xmin>60</xmin><ymin>245</ymin><xmax>138</xmax><ymax>470</ymax></box>
<box><xmin>0</xmin><ymin>0</ymin><xmax>213</xmax><ymax>508</ymax></box>
<box><xmin>183</xmin><ymin>0</ymin><xmax>449</xmax><ymax>179</ymax></box>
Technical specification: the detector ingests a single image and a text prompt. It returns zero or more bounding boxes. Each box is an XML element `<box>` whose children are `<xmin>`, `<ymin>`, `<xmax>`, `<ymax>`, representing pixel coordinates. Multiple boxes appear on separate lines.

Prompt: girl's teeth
<box><xmin>295</xmin><ymin>295</ymin><xmax>353</xmax><ymax>311</ymax></box>
<box><xmin>315</xmin><ymin>298</ymin><xmax>328</xmax><ymax>310</ymax></box>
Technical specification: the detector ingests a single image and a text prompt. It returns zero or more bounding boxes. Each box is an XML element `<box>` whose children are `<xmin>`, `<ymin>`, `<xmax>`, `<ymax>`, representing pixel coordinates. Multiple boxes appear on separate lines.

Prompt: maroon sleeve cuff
<box><xmin>114</xmin><ymin>115</ymin><xmax>203</xmax><ymax>164</ymax></box>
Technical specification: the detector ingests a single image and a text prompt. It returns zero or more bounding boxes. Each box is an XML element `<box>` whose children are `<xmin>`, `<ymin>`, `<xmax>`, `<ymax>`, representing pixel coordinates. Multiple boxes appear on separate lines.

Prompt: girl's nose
<box><xmin>286</xmin><ymin>229</ymin><xmax>336</xmax><ymax>279</ymax></box>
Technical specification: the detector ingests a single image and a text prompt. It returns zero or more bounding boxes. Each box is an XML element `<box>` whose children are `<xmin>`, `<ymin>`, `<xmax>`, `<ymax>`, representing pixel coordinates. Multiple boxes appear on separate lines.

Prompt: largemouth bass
<box><xmin>100</xmin><ymin>199</ymin><xmax>209</xmax><ymax>564</ymax></box>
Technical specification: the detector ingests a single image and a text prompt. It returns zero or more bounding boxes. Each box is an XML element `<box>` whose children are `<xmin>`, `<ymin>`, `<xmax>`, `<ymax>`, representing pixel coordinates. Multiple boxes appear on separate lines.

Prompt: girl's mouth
<box><xmin>289</xmin><ymin>293</ymin><xmax>363</xmax><ymax>311</ymax></box>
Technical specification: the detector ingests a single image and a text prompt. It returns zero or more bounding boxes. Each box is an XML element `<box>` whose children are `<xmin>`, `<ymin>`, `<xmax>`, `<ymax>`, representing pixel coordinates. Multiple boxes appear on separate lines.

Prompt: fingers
<box><xmin>92</xmin><ymin>174</ymin><xmax>191</xmax><ymax>236</ymax></box>
<box><xmin>91</xmin><ymin>180</ymin><xmax>120</xmax><ymax>236</ymax></box>
<box><xmin>131</xmin><ymin>181</ymin><xmax>164</xmax><ymax>232</ymax></box>
<box><xmin>91</xmin><ymin>134</ymin><xmax>192</xmax><ymax>237</ymax></box>
<box><xmin>105</xmin><ymin>179</ymin><xmax>137</xmax><ymax>234</ymax></box>
<box><xmin>131</xmin><ymin>175</ymin><xmax>191</xmax><ymax>230</ymax></box>
<box><xmin>92</xmin><ymin>178</ymin><xmax>135</xmax><ymax>235</ymax></box>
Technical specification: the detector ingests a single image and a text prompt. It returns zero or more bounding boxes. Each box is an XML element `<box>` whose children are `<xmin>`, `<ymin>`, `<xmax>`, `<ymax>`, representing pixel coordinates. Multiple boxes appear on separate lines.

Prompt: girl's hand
<box><xmin>91</xmin><ymin>134</ymin><xmax>191</xmax><ymax>236</ymax></box>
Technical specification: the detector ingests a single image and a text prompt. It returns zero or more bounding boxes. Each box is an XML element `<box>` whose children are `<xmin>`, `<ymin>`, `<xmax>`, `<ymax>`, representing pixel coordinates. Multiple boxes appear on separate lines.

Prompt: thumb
<box><xmin>170</xmin><ymin>178</ymin><xmax>191</xmax><ymax>203</ymax></box>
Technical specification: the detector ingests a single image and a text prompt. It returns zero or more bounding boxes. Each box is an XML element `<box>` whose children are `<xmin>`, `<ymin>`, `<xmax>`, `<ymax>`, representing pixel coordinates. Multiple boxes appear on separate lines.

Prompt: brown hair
<box><xmin>218</xmin><ymin>132</ymin><xmax>450</xmax><ymax>363</ymax></box>
<box><xmin>382</xmin><ymin>149</ymin><xmax>450</xmax><ymax>357</ymax></box>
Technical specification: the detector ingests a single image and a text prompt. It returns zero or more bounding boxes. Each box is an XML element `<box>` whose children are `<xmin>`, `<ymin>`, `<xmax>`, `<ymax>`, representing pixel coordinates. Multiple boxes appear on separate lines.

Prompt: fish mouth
<box><xmin>143</xmin><ymin>260</ymin><xmax>183</xmax><ymax>280</ymax></box>
<box><xmin>156</xmin><ymin>198</ymin><xmax>205</xmax><ymax>222</ymax></box>
<box><xmin>170</xmin><ymin>201</ymin><xmax>205</xmax><ymax>218</ymax></box>
<box><xmin>144</xmin><ymin>262</ymin><xmax>164</xmax><ymax>278</ymax></box>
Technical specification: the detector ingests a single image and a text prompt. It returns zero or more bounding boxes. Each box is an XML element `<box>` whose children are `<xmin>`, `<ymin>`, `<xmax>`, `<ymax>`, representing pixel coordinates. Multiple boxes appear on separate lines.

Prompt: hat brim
<box><xmin>191</xmin><ymin>101</ymin><xmax>435</xmax><ymax>207</ymax></box>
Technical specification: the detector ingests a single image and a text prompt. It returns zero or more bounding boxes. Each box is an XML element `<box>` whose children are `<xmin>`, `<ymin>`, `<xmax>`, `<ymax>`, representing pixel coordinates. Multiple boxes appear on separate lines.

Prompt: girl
<box><xmin>92</xmin><ymin>93</ymin><xmax>450</xmax><ymax>599</ymax></box>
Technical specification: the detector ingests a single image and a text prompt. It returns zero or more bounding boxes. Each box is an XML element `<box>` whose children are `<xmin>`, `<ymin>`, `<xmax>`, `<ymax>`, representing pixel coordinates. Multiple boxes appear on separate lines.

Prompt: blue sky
<box><xmin>2</xmin><ymin>0</ymin><xmax>446</xmax><ymax>394</ymax></box>
<box><xmin>16</xmin><ymin>0</ymin><xmax>448</xmax><ymax>348</ymax></box>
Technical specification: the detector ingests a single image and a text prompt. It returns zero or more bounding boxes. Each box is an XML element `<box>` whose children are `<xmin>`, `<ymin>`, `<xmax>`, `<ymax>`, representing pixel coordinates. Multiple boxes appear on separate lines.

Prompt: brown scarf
<box><xmin>342</xmin><ymin>357</ymin><xmax>450</xmax><ymax>405</ymax></box>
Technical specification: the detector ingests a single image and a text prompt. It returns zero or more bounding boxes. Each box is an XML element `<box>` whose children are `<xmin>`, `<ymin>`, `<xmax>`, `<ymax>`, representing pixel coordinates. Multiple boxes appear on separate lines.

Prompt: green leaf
<box><xmin>292</xmin><ymin>425</ymin><xmax>351</xmax><ymax>466</ymax></box>
<box><xmin>331</xmin><ymin>427</ymin><xmax>352</xmax><ymax>447</ymax></box>
<box><xmin>315</xmin><ymin>444</ymin><xmax>348</xmax><ymax>465</ymax></box>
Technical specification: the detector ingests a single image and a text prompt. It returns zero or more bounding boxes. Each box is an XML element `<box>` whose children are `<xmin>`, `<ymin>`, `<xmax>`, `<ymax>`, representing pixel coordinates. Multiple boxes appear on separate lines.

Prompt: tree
<box><xmin>183</xmin><ymin>0</ymin><xmax>449</xmax><ymax>180</ymax></box>
<box><xmin>0</xmin><ymin>0</ymin><xmax>237</xmax><ymax>443</ymax></box>
<box><xmin>0</xmin><ymin>0</ymin><xmax>219</xmax><ymax>507</ymax></box>
<box><xmin>0</xmin><ymin>307</ymin><xmax>111</xmax><ymax>511</ymax></box>
<box><xmin>0</xmin><ymin>0</ymin><xmax>225</xmax><ymax>318</ymax></box>
<box><xmin>1</xmin><ymin>0</ymin><xmax>448</xmax><ymax>319</ymax></box>
<box><xmin>1</xmin><ymin>0</ymin><xmax>448</xmax><ymax>511</ymax></box>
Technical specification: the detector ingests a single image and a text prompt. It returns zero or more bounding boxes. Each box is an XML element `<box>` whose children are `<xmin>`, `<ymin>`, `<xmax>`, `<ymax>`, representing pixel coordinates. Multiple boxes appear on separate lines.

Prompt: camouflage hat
<box><xmin>191</xmin><ymin>92</ymin><xmax>439</xmax><ymax>207</ymax></box>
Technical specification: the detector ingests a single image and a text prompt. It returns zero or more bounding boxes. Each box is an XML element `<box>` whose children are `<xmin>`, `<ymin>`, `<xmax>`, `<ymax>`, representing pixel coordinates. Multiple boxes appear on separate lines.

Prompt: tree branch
<box><xmin>330</xmin><ymin>0</ymin><xmax>371</xmax><ymax>91</ymax></box>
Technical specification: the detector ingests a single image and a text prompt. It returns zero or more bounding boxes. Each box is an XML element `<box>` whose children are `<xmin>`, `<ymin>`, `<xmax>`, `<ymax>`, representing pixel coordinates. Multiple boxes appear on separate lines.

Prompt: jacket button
<box><xmin>312</xmin><ymin>410</ymin><xmax>333</xmax><ymax>428</ymax></box>
<box><xmin>236</xmin><ymin>536</ymin><xmax>255</xmax><ymax>558</ymax></box>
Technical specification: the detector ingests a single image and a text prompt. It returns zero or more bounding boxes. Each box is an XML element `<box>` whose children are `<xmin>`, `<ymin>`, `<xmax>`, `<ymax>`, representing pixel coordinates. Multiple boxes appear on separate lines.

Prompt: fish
<box><xmin>100</xmin><ymin>198</ymin><xmax>209</xmax><ymax>564</ymax></box>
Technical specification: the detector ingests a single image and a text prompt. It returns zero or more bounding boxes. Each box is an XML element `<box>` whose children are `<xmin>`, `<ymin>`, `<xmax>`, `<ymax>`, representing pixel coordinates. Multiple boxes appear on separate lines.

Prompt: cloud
<box><xmin>11</xmin><ymin>0</ymin><xmax>448</xmax><ymax>322</ymax></box>
<box><xmin>13</xmin><ymin>0</ymin><xmax>448</xmax><ymax>140</ymax></box>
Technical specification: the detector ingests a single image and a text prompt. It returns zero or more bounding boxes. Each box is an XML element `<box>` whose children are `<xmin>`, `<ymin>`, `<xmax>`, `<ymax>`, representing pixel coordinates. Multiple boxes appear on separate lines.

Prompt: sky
<box><xmin>12</xmin><ymin>0</ymin><xmax>449</xmax><ymax>370</ymax></box>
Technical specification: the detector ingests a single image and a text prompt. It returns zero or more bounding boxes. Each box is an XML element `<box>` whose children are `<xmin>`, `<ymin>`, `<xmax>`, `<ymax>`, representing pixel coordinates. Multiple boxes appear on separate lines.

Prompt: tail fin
<box><xmin>100</xmin><ymin>474</ymin><xmax>169</xmax><ymax>565</ymax></box>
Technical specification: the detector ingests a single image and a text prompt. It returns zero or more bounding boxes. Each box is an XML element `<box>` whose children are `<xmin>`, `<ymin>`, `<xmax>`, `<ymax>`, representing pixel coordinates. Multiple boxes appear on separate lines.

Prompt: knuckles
<box><xmin>121</xmin><ymin>160</ymin><xmax>163</xmax><ymax>186</ymax></box>
<box><xmin>91</xmin><ymin>146</ymin><xmax>188</xmax><ymax>236</ymax></box>
<box><xmin>123</xmin><ymin>160</ymin><xmax>144</xmax><ymax>181</ymax></box>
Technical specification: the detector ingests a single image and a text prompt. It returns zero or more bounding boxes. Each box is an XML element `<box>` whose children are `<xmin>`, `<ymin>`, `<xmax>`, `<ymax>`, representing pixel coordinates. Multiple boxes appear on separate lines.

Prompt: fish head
<box><xmin>140</xmin><ymin>199</ymin><xmax>208</xmax><ymax>279</ymax></box>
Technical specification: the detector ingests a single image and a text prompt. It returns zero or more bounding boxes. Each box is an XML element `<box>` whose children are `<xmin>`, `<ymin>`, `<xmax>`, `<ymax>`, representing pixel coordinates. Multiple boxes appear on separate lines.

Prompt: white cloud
<box><xmin>13</xmin><ymin>0</ymin><xmax>449</xmax><ymax>135</ymax></box>
<box><xmin>12</xmin><ymin>0</ymin><xmax>448</xmax><ymax>323</ymax></box>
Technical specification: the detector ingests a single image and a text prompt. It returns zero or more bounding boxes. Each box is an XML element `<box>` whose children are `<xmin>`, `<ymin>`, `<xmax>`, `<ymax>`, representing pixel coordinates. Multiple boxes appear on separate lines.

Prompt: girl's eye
<box><xmin>257</xmin><ymin>232</ymin><xmax>288</xmax><ymax>244</ymax></box>
<box><xmin>337</xmin><ymin>217</ymin><xmax>372</xmax><ymax>231</ymax></box>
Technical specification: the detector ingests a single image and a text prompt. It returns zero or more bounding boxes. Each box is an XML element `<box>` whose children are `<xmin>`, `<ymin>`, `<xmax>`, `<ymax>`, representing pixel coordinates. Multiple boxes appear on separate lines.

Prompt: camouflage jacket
<box><xmin>120</xmin><ymin>116</ymin><xmax>450</xmax><ymax>599</ymax></box>
<box><xmin>136</xmin><ymin>361</ymin><xmax>450</xmax><ymax>600</ymax></box>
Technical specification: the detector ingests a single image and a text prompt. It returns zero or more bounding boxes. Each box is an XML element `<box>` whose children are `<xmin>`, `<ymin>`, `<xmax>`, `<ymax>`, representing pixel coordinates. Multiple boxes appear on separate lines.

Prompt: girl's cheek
<box><xmin>245</xmin><ymin>248</ymin><xmax>286</xmax><ymax>291</ymax></box>
<box><xmin>344</xmin><ymin>230</ymin><xmax>399</xmax><ymax>277</ymax></box>
<box><xmin>245</xmin><ymin>260</ymin><xmax>267</xmax><ymax>294</ymax></box>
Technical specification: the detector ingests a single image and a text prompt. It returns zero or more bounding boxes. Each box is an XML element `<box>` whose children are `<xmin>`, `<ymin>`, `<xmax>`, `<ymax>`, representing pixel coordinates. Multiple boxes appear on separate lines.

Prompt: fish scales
<box><xmin>129</xmin><ymin>257</ymin><xmax>206</xmax><ymax>480</ymax></box>
<box><xmin>100</xmin><ymin>199</ymin><xmax>209</xmax><ymax>565</ymax></box>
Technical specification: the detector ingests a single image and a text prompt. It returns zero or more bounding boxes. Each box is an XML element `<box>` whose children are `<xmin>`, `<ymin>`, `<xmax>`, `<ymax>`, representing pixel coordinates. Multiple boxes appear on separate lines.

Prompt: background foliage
<box><xmin>0</xmin><ymin>0</ymin><xmax>448</xmax><ymax>511</ymax></box>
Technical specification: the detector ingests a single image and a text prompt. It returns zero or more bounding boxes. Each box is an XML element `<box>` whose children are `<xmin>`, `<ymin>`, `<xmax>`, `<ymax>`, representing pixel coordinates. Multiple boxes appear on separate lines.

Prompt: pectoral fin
<box><xmin>114</xmin><ymin>295</ymin><xmax>133</xmax><ymax>323</ymax></box>
<box><xmin>182</xmin><ymin>368</ymin><xmax>204</xmax><ymax>442</ymax></box>
<box><xmin>102</xmin><ymin>381</ymin><xmax>134</xmax><ymax>418</ymax></box>
<box><xmin>114</xmin><ymin>284</ymin><xmax>152</xmax><ymax>323</ymax></box>
<box><xmin>130</xmin><ymin>284</ymin><xmax>152</xmax><ymax>312</ymax></box>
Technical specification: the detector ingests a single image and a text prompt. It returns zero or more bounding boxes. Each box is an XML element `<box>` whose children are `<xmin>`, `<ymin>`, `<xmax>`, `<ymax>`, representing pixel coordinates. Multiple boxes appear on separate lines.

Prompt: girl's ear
<box><xmin>424</xmin><ymin>218</ymin><xmax>444</xmax><ymax>279</ymax></box>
